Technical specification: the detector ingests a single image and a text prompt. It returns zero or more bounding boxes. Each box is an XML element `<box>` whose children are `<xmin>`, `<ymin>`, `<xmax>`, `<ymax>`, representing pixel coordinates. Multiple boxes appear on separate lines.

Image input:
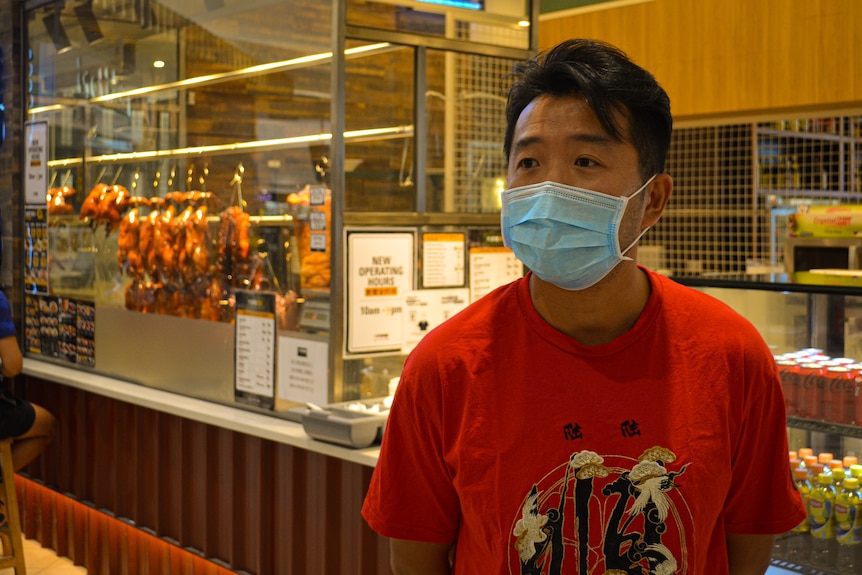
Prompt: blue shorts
<box><xmin>0</xmin><ymin>390</ymin><xmax>36</xmax><ymax>439</ymax></box>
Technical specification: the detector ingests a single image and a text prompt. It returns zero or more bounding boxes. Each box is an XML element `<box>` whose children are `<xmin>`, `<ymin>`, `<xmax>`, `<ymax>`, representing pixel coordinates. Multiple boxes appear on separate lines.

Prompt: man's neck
<box><xmin>528</xmin><ymin>264</ymin><xmax>651</xmax><ymax>346</ymax></box>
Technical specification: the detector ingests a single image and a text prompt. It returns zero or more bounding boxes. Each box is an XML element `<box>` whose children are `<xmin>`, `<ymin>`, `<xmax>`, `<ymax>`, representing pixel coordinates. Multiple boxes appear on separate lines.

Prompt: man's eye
<box><xmin>518</xmin><ymin>158</ymin><xmax>539</xmax><ymax>168</ymax></box>
<box><xmin>575</xmin><ymin>158</ymin><xmax>596</xmax><ymax>168</ymax></box>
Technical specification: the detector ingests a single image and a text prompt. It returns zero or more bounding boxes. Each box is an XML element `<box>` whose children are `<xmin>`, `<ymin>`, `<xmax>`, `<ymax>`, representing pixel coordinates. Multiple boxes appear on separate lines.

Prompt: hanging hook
<box><xmin>199</xmin><ymin>162</ymin><xmax>209</xmax><ymax>189</ymax></box>
<box><xmin>398</xmin><ymin>139</ymin><xmax>414</xmax><ymax>187</ymax></box>
<box><xmin>230</xmin><ymin>162</ymin><xmax>245</xmax><ymax>209</ymax></box>
<box><xmin>111</xmin><ymin>165</ymin><xmax>124</xmax><ymax>186</ymax></box>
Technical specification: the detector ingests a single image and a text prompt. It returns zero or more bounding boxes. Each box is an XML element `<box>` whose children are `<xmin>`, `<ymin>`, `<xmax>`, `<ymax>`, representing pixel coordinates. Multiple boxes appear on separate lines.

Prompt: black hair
<box><xmin>504</xmin><ymin>39</ymin><xmax>672</xmax><ymax>179</ymax></box>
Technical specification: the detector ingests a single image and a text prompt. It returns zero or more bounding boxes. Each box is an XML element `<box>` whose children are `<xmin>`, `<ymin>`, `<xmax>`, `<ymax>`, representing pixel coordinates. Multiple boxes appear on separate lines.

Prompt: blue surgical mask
<box><xmin>501</xmin><ymin>176</ymin><xmax>656</xmax><ymax>290</ymax></box>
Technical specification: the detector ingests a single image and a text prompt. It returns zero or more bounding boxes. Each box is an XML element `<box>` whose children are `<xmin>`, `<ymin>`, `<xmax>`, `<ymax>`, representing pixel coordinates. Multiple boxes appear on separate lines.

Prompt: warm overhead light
<box><xmin>74</xmin><ymin>0</ymin><xmax>104</xmax><ymax>45</ymax></box>
<box><xmin>517</xmin><ymin>20</ymin><xmax>530</xmax><ymax>27</ymax></box>
<box><xmin>153</xmin><ymin>60</ymin><xmax>166</xmax><ymax>69</ymax></box>
<box><xmin>90</xmin><ymin>43</ymin><xmax>394</xmax><ymax>103</ymax></box>
<box><xmin>29</xmin><ymin>104</ymin><xmax>65</xmax><ymax>116</ymax></box>
<box><xmin>43</xmin><ymin>10</ymin><xmax>72</xmax><ymax>54</ymax></box>
<box><xmin>47</xmin><ymin>125</ymin><xmax>414</xmax><ymax>168</ymax></box>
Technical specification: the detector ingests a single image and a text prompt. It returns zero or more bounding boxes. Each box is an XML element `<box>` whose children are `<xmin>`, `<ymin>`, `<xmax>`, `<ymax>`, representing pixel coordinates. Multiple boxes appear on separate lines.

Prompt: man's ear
<box><xmin>642</xmin><ymin>173</ymin><xmax>672</xmax><ymax>227</ymax></box>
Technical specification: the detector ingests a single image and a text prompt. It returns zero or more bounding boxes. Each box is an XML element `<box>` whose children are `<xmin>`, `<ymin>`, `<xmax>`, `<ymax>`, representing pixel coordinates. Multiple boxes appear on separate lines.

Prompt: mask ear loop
<box><xmin>618</xmin><ymin>174</ymin><xmax>658</xmax><ymax>260</ymax></box>
<box><xmin>620</xmin><ymin>226</ymin><xmax>651</xmax><ymax>261</ymax></box>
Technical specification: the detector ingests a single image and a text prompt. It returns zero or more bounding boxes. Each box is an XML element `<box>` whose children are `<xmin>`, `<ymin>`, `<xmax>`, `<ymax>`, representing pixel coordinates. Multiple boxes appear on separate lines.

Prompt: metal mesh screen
<box><xmin>451</xmin><ymin>53</ymin><xmax>512</xmax><ymax>213</ymax></box>
<box><xmin>646</xmin><ymin>116</ymin><xmax>862</xmax><ymax>276</ymax></box>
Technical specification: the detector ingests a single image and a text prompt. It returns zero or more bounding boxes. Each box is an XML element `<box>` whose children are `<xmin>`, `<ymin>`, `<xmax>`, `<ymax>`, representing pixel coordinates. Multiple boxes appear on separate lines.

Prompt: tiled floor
<box><xmin>0</xmin><ymin>537</ymin><xmax>87</xmax><ymax>575</ymax></box>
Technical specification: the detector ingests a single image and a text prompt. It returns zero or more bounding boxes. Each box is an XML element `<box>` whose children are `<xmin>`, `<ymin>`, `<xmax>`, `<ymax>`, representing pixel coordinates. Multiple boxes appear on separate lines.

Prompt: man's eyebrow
<box><xmin>511</xmin><ymin>132</ymin><xmax>616</xmax><ymax>154</ymax></box>
<box><xmin>571</xmin><ymin>132</ymin><xmax>616</xmax><ymax>146</ymax></box>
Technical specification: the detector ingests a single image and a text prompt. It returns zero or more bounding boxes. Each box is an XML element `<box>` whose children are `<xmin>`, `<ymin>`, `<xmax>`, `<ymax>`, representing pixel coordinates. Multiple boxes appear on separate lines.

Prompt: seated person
<box><xmin>0</xmin><ymin>290</ymin><xmax>57</xmax><ymax>523</ymax></box>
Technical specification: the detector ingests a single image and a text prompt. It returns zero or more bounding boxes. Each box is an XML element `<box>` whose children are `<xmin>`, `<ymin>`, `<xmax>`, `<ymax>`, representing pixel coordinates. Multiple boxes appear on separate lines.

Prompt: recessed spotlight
<box><xmin>517</xmin><ymin>20</ymin><xmax>530</xmax><ymax>27</ymax></box>
<box><xmin>153</xmin><ymin>60</ymin><xmax>166</xmax><ymax>69</ymax></box>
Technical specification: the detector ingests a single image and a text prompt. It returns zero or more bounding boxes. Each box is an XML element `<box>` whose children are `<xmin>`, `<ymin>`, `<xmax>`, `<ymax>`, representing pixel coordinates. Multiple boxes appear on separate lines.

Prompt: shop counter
<box><xmin>18</xmin><ymin>359</ymin><xmax>389</xmax><ymax>575</ymax></box>
<box><xmin>23</xmin><ymin>358</ymin><xmax>381</xmax><ymax>468</ymax></box>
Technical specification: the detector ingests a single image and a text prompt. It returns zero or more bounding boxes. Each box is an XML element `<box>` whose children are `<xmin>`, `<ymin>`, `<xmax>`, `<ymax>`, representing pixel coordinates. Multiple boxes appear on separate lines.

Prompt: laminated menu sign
<box><xmin>234</xmin><ymin>290</ymin><xmax>276</xmax><ymax>409</ymax></box>
<box><xmin>276</xmin><ymin>333</ymin><xmax>329</xmax><ymax>406</ymax></box>
<box><xmin>401</xmin><ymin>288</ymin><xmax>470</xmax><ymax>355</ymax></box>
<box><xmin>422</xmin><ymin>232</ymin><xmax>465</xmax><ymax>287</ymax></box>
<box><xmin>24</xmin><ymin>122</ymin><xmax>48</xmax><ymax>205</ymax></box>
<box><xmin>468</xmin><ymin>246</ymin><xmax>524</xmax><ymax>302</ymax></box>
<box><xmin>24</xmin><ymin>208</ymin><xmax>48</xmax><ymax>294</ymax></box>
<box><xmin>346</xmin><ymin>230</ymin><xmax>415</xmax><ymax>353</ymax></box>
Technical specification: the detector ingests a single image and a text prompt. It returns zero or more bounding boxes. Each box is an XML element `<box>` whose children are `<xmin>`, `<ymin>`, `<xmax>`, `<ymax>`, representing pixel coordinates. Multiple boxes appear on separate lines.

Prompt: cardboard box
<box><xmin>789</xmin><ymin>205</ymin><xmax>862</xmax><ymax>237</ymax></box>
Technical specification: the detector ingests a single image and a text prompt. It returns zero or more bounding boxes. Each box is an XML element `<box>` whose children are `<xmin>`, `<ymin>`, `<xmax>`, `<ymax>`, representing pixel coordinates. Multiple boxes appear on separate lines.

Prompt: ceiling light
<box><xmin>43</xmin><ymin>10</ymin><xmax>72</xmax><ymax>55</ymax></box>
<box><xmin>153</xmin><ymin>60</ymin><xmax>166</xmax><ymax>69</ymax></box>
<box><xmin>74</xmin><ymin>1</ymin><xmax>104</xmax><ymax>45</ymax></box>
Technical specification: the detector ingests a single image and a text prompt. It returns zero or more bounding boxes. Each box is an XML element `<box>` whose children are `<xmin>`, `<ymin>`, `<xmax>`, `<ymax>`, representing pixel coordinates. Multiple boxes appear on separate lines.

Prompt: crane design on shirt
<box><xmin>512</xmin><ymin>447</ymin><xmax>691</xmax><ymax>575</ymax></box>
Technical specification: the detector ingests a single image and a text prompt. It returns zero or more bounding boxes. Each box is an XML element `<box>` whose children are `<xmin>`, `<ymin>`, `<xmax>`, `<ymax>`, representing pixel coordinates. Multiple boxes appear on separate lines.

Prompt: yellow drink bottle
<box><xmin>810</xmin><ymin>472</ymin><xmax>837</xmax><ymax>569</ymax></box>
<box><xmin>793</xmin><ymin>467</ymin><xmax>812</xmax><ymax>533</ymax></box>
<box><xmin>787</xmin><ymin>467</ymin><xmax>812</xmax><ymax>564</ymax></box>
<box><xmin>835</xmin><ymin>477</ymin><xmax>862</xmax><ymax>574</ymax></box>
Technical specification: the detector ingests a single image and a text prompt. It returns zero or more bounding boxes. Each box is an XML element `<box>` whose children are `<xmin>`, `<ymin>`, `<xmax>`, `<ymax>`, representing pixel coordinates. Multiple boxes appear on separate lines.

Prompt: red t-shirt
<box><xmin>363</xmin><ymin>270</ymin><xmax>805</xmax><ymax>574</ymax></box>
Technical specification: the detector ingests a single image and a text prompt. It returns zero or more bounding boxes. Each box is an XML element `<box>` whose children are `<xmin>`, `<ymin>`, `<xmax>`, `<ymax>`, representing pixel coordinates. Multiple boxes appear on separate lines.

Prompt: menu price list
<box><xmin>234</xmin><ymin>290</ymin><xmax>276</xmax><ymax>410</ymax></box>
<box><xmin>25</xmin><ymin>294</ymin><xmax>95</xmax><ymax>367</ymax></box>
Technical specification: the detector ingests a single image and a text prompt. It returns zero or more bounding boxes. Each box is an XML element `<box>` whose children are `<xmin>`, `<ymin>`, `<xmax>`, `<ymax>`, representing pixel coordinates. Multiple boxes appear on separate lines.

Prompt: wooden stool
<box><xmin>0</xmin><ymin>438</ymin><xmax>26</xmax><ymax>574</ymax></box>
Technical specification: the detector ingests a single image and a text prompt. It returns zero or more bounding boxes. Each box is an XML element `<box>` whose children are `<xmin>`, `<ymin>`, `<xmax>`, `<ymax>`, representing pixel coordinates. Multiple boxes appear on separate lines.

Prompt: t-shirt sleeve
<box><xmin>723</xmin><ymin>344</ymin><xmax>806</xmax><ymax>534</ymax></box>
<box><xmin>362</xmin><ymin>351</ymin><xmax>461</xmax><ymax>544</ymax></box>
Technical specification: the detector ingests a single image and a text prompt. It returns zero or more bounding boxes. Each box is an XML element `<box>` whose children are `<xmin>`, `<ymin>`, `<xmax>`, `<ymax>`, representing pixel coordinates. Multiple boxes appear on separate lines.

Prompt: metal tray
<box><xmin>291</xmin><ymin>398</ymin><xmax>390</xmax><ymax>449</ymax></box>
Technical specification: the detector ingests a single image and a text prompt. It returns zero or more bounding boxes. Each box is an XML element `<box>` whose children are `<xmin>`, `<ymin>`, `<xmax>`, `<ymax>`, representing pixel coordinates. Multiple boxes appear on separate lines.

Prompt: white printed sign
<box><xmin>401</xmin><ymin>288</ymin><xmax>470</xmax><ymax>355</ymax></box>
<box><xmin>25</xmin><ymin>122</ymin><xmax>49</xmax><ymax>205</ymax></box>
<box><xmin>346</xmin><ymin>231</ymin><xmax>415</xmax><ymax>353</ymax></box>
<box><xmin>469</xmin><ymin>246</ymin><xmax>524</xmax><ymax>302</ymax></box>
<box><xmin>277</xmin><ymin>333</ymin><xmax>329</xmax><ymax>406</ymax></box>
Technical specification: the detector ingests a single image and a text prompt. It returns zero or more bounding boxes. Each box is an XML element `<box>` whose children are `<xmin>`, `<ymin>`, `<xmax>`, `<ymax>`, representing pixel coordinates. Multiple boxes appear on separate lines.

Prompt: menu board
<box><xmin>422</xmin><ymin>232</ymin><xmax>465</xmax><ymax>288</ymax></box>
<box><xmin>468</xmin><ymin>246</ymin><xmax>524</xmax><ymax>302</ymax></box>
<box><xmin>234</xmin><ymin>290</ymin><xmax>276</xmax><ymax>409</ymax></box>
<box><xmin>24</xmin><ymin>208</ymin><xmax>48</xmax><ymax>294</ymax></box>
<box><xmin>24</xmin><ymin>294</ymin><xmax>95</xmax><ymax>366</ymax></box>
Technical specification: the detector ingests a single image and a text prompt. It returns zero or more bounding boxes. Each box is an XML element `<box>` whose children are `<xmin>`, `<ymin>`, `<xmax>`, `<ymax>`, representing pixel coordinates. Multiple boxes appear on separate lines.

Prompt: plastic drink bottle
<box><xmin>810</xmin><ymin>472</ymin><xmax>837</xmax><ymax>569</ymax></box>
<box><xmin>798</xmin><ymin>447</ymin><xmax>814</xmax><ymax>465</ymax></box>
<box><xmin>809</xmin><ymin>463</ymin><xmax>826</xmax><ymax>481</ymax></box>
<box><xmin>835</xmin><ymin>477</ymin><xmax>861</xmax><ymax>574</ymax></box>
<box><xmin>833</xmin><ymin>467</ymin><xmax>847</xmax><ymax>489</ymax></box>
<box><xmin>787</xmin><ymin>467</ymin><xmax>812</xmax><ymax>563</ymax></box>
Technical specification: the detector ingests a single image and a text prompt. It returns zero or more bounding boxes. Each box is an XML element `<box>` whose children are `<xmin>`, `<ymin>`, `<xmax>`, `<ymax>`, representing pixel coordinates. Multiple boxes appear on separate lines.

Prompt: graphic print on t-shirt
<box><xmin>510</xmin><ymin>447</ymin><xmax>692</xmax><ymax>574</ymax></box>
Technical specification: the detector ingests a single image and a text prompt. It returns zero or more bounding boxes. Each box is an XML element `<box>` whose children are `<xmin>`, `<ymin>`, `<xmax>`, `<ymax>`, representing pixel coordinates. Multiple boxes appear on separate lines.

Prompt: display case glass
<box><xmin>677</xmin><ymin>275</ymin><xmax>862</xmax><ymax>574</ymax></box>
<box><xmin>23</xmin><ymin>0</ymin><xmax>535</xmax><ymax>412</ymax></box>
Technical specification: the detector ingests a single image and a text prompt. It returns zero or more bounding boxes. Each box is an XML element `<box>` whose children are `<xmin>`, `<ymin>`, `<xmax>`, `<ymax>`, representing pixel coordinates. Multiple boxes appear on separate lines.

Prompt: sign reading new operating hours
<box><xmin>346</xmin><ymin>230</ymin><xmax>415</xmax><ymax>353</ymax></box>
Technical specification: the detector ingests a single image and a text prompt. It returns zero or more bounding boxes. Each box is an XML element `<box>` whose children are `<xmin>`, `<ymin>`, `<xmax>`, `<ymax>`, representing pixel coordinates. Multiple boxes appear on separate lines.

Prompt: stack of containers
<box><xmin>775</xmin><ymin>349</ymin><xmax>862</xmax><ymax>424</ymax></box>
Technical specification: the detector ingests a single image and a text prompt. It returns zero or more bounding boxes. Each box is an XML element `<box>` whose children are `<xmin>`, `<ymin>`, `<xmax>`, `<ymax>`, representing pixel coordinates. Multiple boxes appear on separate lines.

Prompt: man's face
<box><xmin>507</xmin><ymin>94</ymin><xmax>642</xmax><ymax>196</ymax></box>
<box><xmin>506</xmin><ymin>94</ymin><xmax>649</xmax><ymax>244</ymax></box>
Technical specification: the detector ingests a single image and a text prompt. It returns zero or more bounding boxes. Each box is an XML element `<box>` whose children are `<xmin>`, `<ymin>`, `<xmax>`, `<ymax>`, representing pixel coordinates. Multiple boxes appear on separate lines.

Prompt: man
<box><xmin>362</xmin><ymin>39</ymin><xmax>805</xmax><ymax>574</ymax></box>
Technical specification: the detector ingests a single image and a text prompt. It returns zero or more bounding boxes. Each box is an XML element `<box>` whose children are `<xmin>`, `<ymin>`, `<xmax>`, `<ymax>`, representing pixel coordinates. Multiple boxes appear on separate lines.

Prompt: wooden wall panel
<box><xmin>18</xmin><ymin>376</ymin><xmax>391</xmax><ymax>575</ymax></box>
<box><xmin>539</xmin><ymin>0</ymin><xmax>862</xmax><ymax>120</ymax></box>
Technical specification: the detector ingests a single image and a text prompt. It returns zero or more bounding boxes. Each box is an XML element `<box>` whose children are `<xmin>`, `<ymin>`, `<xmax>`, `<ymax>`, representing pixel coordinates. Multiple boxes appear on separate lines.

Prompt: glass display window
<box><xmin>24</xmin><ymin>0</ymin><xmax>535</xmax><ymax>410</ymax></box>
